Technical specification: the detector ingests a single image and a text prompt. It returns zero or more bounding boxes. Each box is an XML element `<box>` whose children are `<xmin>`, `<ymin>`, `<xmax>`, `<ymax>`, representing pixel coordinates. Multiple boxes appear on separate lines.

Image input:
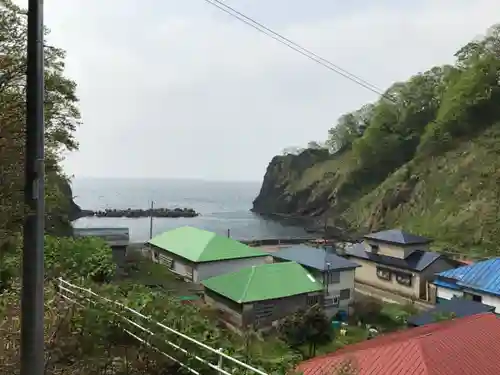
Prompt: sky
<box><xmin>15</xmin><ymin>0</ymin><xmax>500</xmax><ymax>181</ymax></box>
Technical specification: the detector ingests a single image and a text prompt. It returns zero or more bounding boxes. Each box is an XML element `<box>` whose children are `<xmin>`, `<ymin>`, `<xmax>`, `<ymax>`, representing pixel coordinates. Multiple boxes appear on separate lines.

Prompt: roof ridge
<box><xmin>239</xmin><ymin>266</ymin><xmax>257</xmax><ymax>303</ymax></box>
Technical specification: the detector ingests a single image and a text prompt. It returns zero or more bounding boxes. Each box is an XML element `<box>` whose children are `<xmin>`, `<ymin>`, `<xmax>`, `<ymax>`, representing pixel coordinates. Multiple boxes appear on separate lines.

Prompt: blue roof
<box><xmin>271</xmin><ymin>245</ymin><xmax>360</xmax><ymax>271</ymax></box>
<box><xmin>345</xmin><ymin>243</ymin><xmax>441</xmax><ymax>272</ymax></box>
<box><xmin>433</xmin><ymin>280</ymin><xmax>461</xmax><ymax>290</ymax></box>
<box><xmin>407</xmin><ymin>297</ymin><xmax>495</xmax><ymax>326</ymax></box>
<box><xmin>364</xmin><ymin>229</ymin><xmax>431</xmax><ymax>245</ymax></box>
<box><xmin>436</xmin><ymin>258</ymin><xmax>500</xmax><ymax>297</ymax></box>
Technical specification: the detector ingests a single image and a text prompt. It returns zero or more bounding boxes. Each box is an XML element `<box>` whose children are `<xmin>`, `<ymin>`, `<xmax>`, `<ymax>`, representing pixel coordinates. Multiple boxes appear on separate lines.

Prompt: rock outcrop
<box><xmin>252</xmin><ymin>148</ymin><xmax>331</xmax><ymax>216</ymax></box>
<box><xmin>79</xmin><ymin>207</ymin><xmax>199</xmax><ymax>219</ymax></box>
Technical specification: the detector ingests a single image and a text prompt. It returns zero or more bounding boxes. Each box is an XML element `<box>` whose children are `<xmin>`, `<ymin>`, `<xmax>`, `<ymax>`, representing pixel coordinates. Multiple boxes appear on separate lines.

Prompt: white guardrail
<box><xmin>56</xmin><ymin>278</ymin><xmax>268</xmax><ymax>375</ymax></box>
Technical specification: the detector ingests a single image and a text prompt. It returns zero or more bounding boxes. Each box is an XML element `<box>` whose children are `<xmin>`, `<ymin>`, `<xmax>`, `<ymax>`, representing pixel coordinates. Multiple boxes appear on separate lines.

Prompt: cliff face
<box><xmin>252</xmin><ymin>123</ymin><xmax>500</xmax><ymax>256</ymax></box>
<box><xmin>253</xmin><ymin>24</ymin><xmax>500</xmax><ymax>257</ymax></box>
<box><xmin>45</xmin><ymin>174</ymin><xmax>82</xmax><ymax>236</ymax></box>
<box><xmin>252</xmin><ymin>149</ymin><xmax>331</xmax><ymax>216</ymax></box>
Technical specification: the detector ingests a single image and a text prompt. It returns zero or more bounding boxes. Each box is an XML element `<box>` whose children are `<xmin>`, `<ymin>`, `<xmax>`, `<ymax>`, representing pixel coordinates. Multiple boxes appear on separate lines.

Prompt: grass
<box><xmin>280</xmin><ymin>123</ymin><xmax>500</xmax><ymax>258</ymax></box>
<box><xmin>344</xmin><ymin>123</ymin><xmax>500</xmax><ymax>256</ymax></box>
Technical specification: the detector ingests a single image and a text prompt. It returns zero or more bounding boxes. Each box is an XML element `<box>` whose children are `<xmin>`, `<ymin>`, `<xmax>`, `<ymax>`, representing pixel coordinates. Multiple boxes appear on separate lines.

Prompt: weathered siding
<box><xmin>206</xmin><ymin>291</ymin><xmax>323</xmax><ymax>328</ymax></box>
<box><xmin>196</xmin><ymin>257</ymin><xmax>267</xmax><ymax>281</ymax></box>
<box><xmin>204</xmin><ymin>290</ymin><xmax>243</xmax><ymax>327</ymax></box>
<box><xmin>246</xmin><ymin>292</ymin><xmax>322</xmax><ymax>328</ymax></box>
<box><xmin>349</xmin><ymin>258</ymin><xmax>420</xmax><ymax>298</ymax></box>
<box><xmin>148</xmin><ymin>247</ymin><xmax>266</xmax><ymax>282</ymax></box>
<box><xmin>149</xmin><ymin>248</ymin><xmax>197</xmax><ymax>281</ymax></box>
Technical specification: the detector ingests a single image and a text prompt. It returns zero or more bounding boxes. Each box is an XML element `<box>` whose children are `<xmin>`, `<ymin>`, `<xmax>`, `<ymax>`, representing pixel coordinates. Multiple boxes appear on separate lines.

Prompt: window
<box><xmin>339</xmin><ymin>288</ymin><xmax>351</xmax><ymax>301</ymax></box>
<box><xmin>307</xmin><ymin>295</ymin><xmax>321</xmax><ymax>306</ymax></box>
<box><xmin>395</xmin><ymin>272</ymin><xmax>412</xmax><ymax>287</ymax></box>
<box><xmin>472</xmin><ymin>294</ymin><xmax>482</xmax><ymax>303</ymax></box>
<box><xmin>376</xmin><ymin>267</ymin><xmax>392</xmax><ymax>281</ymax></box>
<box><xmin>325</xmin><ymin>271</ymin><xmax>340</xmax><ymax>284</ymax></box>
<box><xmin>370</xmin><ymin>244</ymin><xmax>379</xmax><ymax>252</ymax></box>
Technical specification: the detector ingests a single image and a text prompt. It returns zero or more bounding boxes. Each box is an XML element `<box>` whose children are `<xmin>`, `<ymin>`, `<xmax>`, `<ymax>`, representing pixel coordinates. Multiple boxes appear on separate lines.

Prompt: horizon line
<box><xmin>70</xmin><ymin>176</ymin><xmax>262</xmax><ymax>184</ymax></box>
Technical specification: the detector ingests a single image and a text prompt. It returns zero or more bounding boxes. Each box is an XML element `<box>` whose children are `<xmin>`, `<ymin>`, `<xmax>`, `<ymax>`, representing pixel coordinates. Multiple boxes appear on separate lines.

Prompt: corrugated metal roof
<box><xmin>433</xmin><ymin>280</ymin><xmax>461</xmax><ymax>290</ymax></box>
<box><xmin>148</xmin><ymin>226</ymin><xmax>268</xmax><ymax>263</ymax></box>
<box><xmin>74</xmin><ymin>227</ymin><xmax>130</xmax><ymax>246</ymax></box>
<box><xmin>364</xmin><ymin>229</ymin><xmax>431</xmax><ymax>245</ymax></box>
<box><xmin>436</xmin><ymin>258</ymin><xmax>500</xmax><ymax>297</ymax></box>
<box><xmin>271</xmin><ymin>245</ymin><xmax>360</xmax><ymax>271</ymax></box>
<box><xmin>297</xmin><ymin>313</ymin><xmax>500</xmax><ymax>375</ymax></box>
<box><xmin>407</xmin><ymin>297</ymin><xmax>495</xmax><ymax>326</ymax></box>
<box><xmin>345</xmin><ymin>243</ymin><xmax>441</xmax><ymax>272</ymax></box>
<box><xmin>202</xmin><ymin>261</ymin><xmax>323</xmax><ymax>303</ymax></box>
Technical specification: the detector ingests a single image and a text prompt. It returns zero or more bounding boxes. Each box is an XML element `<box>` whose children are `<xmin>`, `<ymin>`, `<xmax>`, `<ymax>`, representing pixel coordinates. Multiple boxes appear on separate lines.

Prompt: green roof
<box><xmin>201</xmin><ymin>261</ymin><xmax>323</xmax><ymax>303</ymax></box>
<box><xmin>147</xmin><ymin>226</ymin><xmax>268</xmax><ymax>263</ymax></box>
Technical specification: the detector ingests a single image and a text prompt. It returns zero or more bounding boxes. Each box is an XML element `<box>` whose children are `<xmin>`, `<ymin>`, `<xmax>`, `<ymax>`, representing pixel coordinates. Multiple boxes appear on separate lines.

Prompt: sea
<box><xmin>71</xmin><ymin>178</ymin><xmax>311</xmax><ymax>243</ymax></box>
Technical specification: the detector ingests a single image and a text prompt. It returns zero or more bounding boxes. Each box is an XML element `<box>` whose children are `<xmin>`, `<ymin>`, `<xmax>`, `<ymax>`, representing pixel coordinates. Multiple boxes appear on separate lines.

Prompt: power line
<box><xmin>202</xmin><ymin>0</ymin><xmax>394</xmax><ymax>102</ymax></box>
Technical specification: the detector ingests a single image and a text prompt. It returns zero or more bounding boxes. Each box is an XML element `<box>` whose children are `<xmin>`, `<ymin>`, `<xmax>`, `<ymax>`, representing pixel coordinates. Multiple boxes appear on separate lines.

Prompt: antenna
<box><xmin>149</xmin><ymin>200</ymin><xmax>154</xmax><ymax>239</ymax></box>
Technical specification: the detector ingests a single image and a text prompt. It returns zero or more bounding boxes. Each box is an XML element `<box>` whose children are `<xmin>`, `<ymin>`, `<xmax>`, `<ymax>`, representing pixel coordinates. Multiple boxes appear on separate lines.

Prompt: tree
<box><xmin>0</xmin><ymin>0</ymin><xmax>80</xmax><ymax>248</ymax></box>
<box><xmin>279</xmin><ymin>305</ymin><xmax>333</xmax><ymax>358</ymax></box>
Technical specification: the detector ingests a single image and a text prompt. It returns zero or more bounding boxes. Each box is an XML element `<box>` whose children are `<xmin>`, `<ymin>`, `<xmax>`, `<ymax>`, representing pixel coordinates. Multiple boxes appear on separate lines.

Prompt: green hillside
<box><xmin>253</xmin><ymin>24</ymin><xmax>500</xmax><ymax>258</ymax></box>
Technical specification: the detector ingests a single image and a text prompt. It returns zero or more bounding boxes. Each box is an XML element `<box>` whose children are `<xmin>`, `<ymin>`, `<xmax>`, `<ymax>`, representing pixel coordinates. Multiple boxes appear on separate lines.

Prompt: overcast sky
<box><xmin>15</xmin><ymin>0</ymin><xmax>500</xmax><ymax>181</ymax></box>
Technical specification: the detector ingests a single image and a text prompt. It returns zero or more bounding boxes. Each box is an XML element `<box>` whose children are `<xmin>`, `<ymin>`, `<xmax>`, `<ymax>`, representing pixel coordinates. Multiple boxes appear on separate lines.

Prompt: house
<box><xmin>433</xmin><ymin>258</ymin><xmax>500</xmax><ymax>312</ymax></box>
<box><xmin>297</xmin><ymin>313</ymin><xmax>500</xmax><ymax>375</ymax></box>
<box><xmin>271</xmin><ymin>245</ymin><xmax>360</xmax><ymax>317</ymax></box>
<box><xmin>407</xmin><ymin>296</ymin><xmax>495</xmax><ymax>327</ymax></box>
<box><xmin>146</xmin><ymin>226</ymin><xmax>268</xmax><ymax>283</ymax></box>
<box><xmin>74</xmin><ymin>227</ymin><xmax>130</xmax><ymax>274</ymax></box>
<box><xmin>344</xmin><ymin>229</ymin><xmax>457</xmax><ymax>300</ymax></box>
<box><xmin>201</xmin><ymin>261</ymin><xmax>324</xmax><ymax>328</ymax></box>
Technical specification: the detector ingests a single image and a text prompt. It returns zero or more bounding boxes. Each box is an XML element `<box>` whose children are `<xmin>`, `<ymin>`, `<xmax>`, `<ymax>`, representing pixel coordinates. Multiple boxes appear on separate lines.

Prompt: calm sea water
<box><xmin>71</xmin><ymin>178</ymin><xmax>310</xmax><ymax>242</ymax></box>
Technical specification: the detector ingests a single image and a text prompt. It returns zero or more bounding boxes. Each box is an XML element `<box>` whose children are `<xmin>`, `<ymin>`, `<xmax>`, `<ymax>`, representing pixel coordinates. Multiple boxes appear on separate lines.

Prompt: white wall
<box><xmin>195</xmin><ymin>256</ymin><xmax>267</xmax><ymax>282</ymax></box>
<box><xmin>436</xmin><ymin>286</ymin><xmax>464</xmax><ymax>300</ymax></box>
<box><xmin>325</xmin><ymin>269</ymin><xmax>356</xmax><ymax>310</ymax></box>
<box><xmin>436</xmin><ymin>286</ymin><xmax>500</xmax><ymax>313</ymax></box>
<box><xmin>481</xmin><ymin>294</ymin><xmax>500</xmax><ymax>313</ymax></box>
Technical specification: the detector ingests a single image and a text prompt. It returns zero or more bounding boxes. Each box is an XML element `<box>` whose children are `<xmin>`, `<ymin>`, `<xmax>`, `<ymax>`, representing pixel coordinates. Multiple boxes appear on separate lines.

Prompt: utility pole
<box><xmin>21</xmin><ymin>0</ymin><xmax>45</xmax><ymax>374</ymax></box>
<box><xmin>149</xmin><ymin>200</ymin><xmax>154</xmax><ymax>239</ymax></box>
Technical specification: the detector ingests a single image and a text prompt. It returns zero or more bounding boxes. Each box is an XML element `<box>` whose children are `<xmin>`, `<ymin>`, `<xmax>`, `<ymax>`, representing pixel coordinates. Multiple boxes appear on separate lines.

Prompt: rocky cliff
<box><xmin>253</xmin><ymin>24</ymin><xmax>500</xmax><ymax>258</ymax></box>
<box><xmin>45</xmin><ymin>174</ymin><xmax>82</xmax><ymax>236</ymax></box>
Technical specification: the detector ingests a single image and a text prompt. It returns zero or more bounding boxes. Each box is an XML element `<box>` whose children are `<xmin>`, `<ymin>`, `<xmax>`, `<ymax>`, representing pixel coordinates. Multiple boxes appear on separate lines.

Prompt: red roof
<box><xmin>297</xmin><ymin>313</ymin><xmax>500</xmax><ymax>375</ymax></box>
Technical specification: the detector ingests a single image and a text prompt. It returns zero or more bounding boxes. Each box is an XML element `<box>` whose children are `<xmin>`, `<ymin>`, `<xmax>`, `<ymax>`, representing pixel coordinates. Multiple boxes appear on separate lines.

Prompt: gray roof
<box><xmin>271</xmin><ymin>245</ymin><xmax>360</xmax><ymax>271</ymax></box>
<box><xmin>74</xmin><ymin>227</ymin><xmax>130</xmax><ymax>247</ymax></box>
<box><xmin>363</xmin><ymin>229</ymin><xmax>431</xmax><ymax>245</ymax></box>
<box><xmin>345</xmin><ymin>243</ymin><xmax>440</xmax><ymax>272</ymax></box>
<box><xmin>407</xmin><ymin>297</ymin><xmax>495</xmax><ymax>326</ymax></box>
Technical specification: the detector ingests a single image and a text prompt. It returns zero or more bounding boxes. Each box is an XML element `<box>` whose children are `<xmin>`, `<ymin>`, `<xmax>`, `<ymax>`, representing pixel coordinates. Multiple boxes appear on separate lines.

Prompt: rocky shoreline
<box><xmin>78</xmin><ymin>207</ymin><xmax>199</xmax><ymax>219</ymax></box>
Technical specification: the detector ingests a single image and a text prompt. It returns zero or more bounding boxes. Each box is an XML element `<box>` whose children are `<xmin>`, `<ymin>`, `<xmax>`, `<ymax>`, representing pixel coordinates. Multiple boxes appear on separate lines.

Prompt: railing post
<box><xmin>217</xmin><ymin>347</ymin><xmax>224</xmax><ymax>374</ymax></box>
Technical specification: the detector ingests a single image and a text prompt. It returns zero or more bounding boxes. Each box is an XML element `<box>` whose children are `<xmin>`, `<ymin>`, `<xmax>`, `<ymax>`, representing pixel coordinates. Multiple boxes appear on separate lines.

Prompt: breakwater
<box><xmin>79</xmin><ymin>207</ymin><xmax>199</xmax><ymax>218</ymax></box>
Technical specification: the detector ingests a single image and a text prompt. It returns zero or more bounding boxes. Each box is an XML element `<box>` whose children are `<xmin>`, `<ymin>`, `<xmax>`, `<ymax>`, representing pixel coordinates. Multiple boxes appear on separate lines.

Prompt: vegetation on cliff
<box><xmin>253</xmin><ymin>23</ymin><xmax>500</xmax><ymax>257</ymax></box>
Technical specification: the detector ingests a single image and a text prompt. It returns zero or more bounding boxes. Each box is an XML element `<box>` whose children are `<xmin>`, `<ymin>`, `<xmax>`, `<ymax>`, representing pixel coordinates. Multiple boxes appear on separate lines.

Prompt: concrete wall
<box><xmin>196</xmin><ymin>256</ymin><xmax>267</xmax><ymax>282</ymax></box>
<box><xmin>349</xmin><ymin>258</ymin><xmax>420</xmax><ymax>298</ymax></box>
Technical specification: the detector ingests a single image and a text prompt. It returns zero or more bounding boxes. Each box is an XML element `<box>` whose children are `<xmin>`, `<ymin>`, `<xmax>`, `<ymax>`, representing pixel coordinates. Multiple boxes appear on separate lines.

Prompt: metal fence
<box><xmin>56</xmin><ymin>278</ymin><xmax>268</xmax><ymax>375</ymax></box>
